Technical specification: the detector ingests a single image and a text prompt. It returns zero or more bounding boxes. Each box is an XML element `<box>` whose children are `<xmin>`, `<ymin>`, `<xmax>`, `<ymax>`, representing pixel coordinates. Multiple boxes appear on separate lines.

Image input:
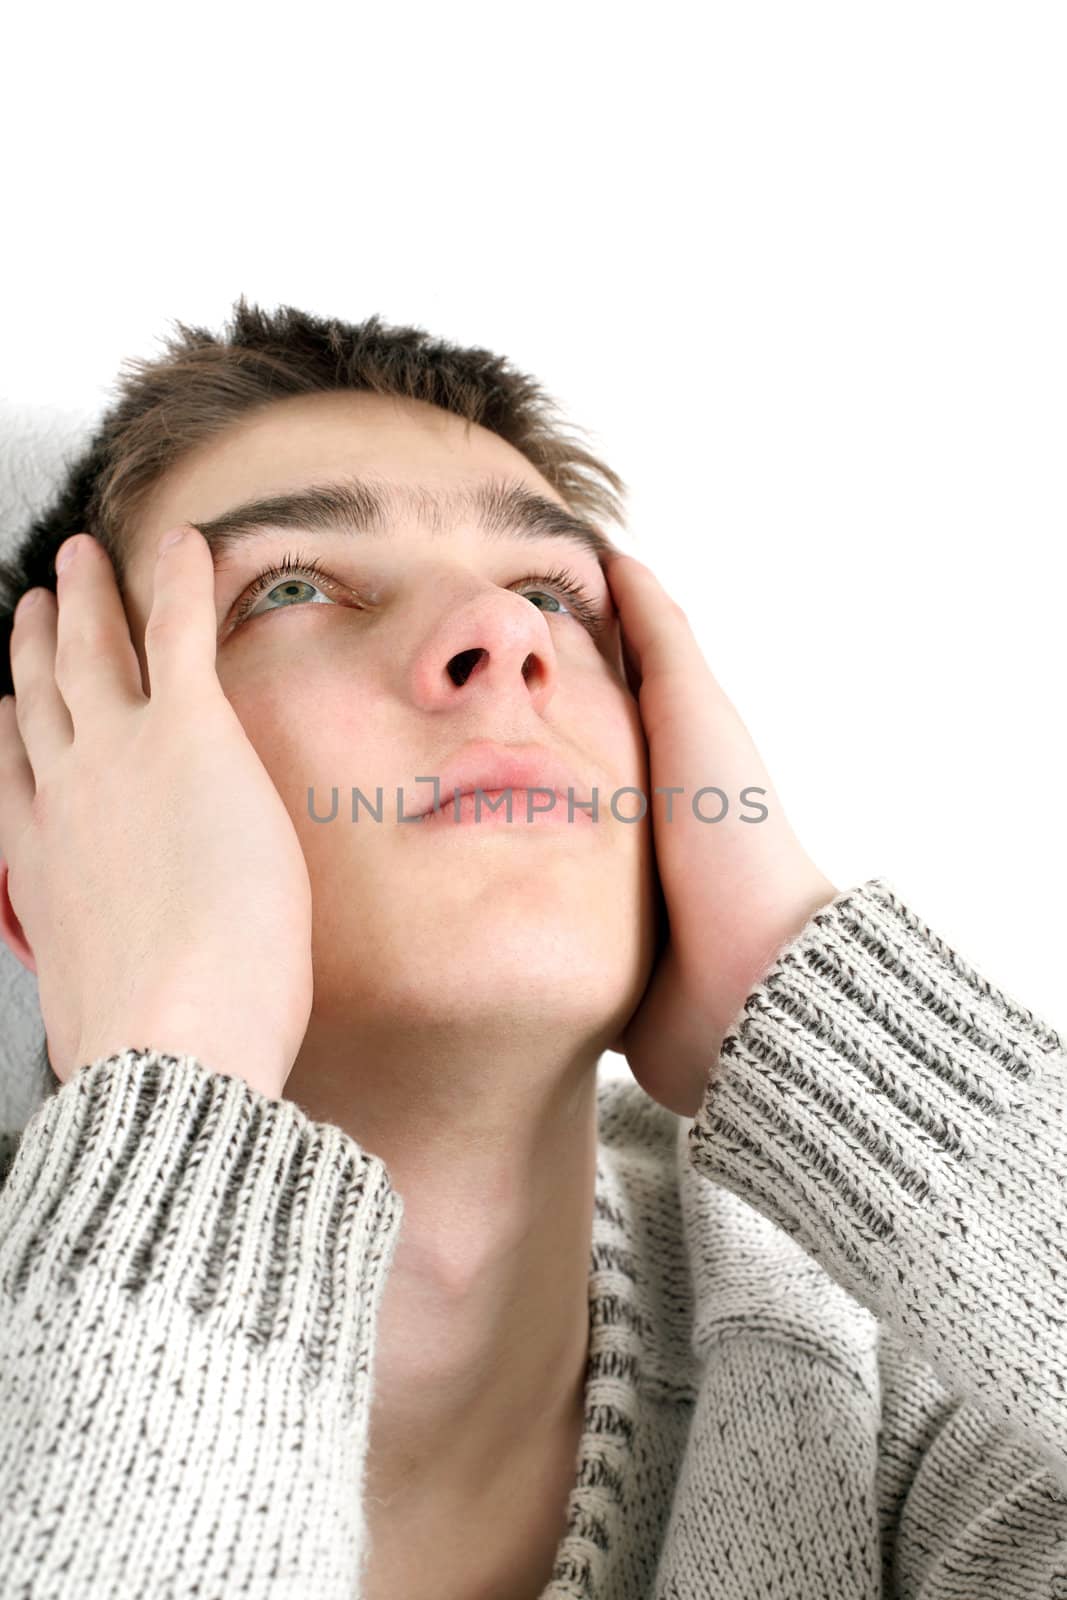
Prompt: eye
<box><xmin>227</xmin><ymin>550</ymin><xmax>345</xmax><ymax>630</ymax></box>
<box><xmin>225</xmin><ymin>551</ymin><xmax>605</xmax><ymax>637</ymax></box>
<box><xmin>510</xmin><ymin>566</ymin><xmax>604</xmax><ymax>637</ymax></box>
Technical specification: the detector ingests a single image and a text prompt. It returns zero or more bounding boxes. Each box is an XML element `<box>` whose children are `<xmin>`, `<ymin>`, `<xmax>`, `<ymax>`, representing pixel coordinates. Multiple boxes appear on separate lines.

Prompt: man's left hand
<box><xmin>603</xmin><ymin>551</ymin><xmax>839</xmax><ymax>1118</ymax></box>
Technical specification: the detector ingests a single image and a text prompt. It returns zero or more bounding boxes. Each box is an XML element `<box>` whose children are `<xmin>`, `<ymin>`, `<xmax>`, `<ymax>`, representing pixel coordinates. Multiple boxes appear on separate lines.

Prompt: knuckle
<box><xmin>70</xmin><ymin>615</ymin><xmax>113</xmax><ymax>659</ymax></box>
<box><xmin>52</xmin><ymin>631</ymin><xmax>80</xmax><ymax>675</ymax></box>
<box><xmin>12</xmin><ymin>593</ymin><xmax>51</xmax><ymax>638</ymax></box>
<box><xmin>144</xmin><ymin>608</ymin><xmax>180</xmax><ymax>645</ymax></box>
<box><xmin>54</xmin><ymin>618</ymin><xmax>110</xmax><ymax>674</ymax></box>
<box><xmin>12</xmin><ymin>679</ymin><xmax>43</xmax><ymax>722</ymax></box>
<box><xmin>25</xmin><ymin>782</ymin><xmax>54</xmax><ymax>835</ymax></box>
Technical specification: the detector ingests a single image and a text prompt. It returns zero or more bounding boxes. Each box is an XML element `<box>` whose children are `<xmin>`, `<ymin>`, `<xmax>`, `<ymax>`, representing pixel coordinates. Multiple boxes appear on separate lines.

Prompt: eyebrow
<box><xmin>189</xmin><ymin>475</ymin><xmax>616</xmax><ymax>570</ymax></box>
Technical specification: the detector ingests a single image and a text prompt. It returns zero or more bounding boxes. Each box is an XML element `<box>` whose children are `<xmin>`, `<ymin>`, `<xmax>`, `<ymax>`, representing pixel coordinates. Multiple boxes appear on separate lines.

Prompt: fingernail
<box><xmin>56</xmin><ymin>539</ymin><xmax>81</xmax><ymax>574</ymax></box>
<box><xmin>16</xmin><ymin>589</ymin><xmax>42</xmax><ymax>617</ymax></box>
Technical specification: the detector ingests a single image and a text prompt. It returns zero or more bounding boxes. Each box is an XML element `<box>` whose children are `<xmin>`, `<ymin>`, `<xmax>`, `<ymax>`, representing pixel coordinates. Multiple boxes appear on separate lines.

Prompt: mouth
<box><xmin>408</xmin><ymin>740</ymin><xmax>597</xmax><ymax>828</ymax></box>
<box><xmin>418</xmin><ymin>785</ymin><xmax>596</xmax><ymax>827</ymax></box>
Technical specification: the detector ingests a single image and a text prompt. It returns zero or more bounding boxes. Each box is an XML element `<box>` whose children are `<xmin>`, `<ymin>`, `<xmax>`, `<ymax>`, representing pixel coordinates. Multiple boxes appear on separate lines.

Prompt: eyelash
<box><xmin>229</xmin><ymin>549</ymin><xmax>605</xmax><ymax>636</ymax></box>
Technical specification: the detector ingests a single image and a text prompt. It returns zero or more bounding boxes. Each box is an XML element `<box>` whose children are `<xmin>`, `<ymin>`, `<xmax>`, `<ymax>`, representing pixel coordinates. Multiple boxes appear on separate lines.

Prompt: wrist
<box><xmin>69</xmin><ymin>1034</ymin><xmax>288</xmax><ymax>1102</ymax></box>
<box><xmin>709</xmin><ymin>870</ymin><xmax>840</xmax><ymax>1042</ymax></box>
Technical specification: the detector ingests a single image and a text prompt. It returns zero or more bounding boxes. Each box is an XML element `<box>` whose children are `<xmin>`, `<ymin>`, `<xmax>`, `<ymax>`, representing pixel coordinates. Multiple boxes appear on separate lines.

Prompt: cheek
<box><xmin>576</xmin><ymin>670</ymin><xmax>649</xmax><ymax>796</ymax></box>
<box><xmin>221</xmin><ymin>672</ymin><xmax>376</xmax><ymax>806</ymax></box>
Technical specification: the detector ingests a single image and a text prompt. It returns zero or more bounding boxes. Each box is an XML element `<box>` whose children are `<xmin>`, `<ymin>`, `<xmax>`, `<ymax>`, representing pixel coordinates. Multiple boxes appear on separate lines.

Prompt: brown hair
<box><xmin>0</xmin><ymin>296</ymin><xmax>629</xmax><ymax>1099</ymax></box>
<box><xmin>0</xmin><ymin>294</ymin><xmax>628</xmax><ymax>697</ymax></box>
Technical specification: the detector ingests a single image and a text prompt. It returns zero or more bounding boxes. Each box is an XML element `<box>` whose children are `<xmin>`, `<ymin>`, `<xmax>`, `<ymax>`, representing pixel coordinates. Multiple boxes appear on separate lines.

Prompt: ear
<box><xmin>0</xmin><ymin>858</ymin><xmax>37</xmax><ymax>975</ymax></box>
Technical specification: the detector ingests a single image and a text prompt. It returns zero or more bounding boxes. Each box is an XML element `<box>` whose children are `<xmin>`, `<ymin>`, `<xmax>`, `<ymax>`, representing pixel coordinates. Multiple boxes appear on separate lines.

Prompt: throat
<box><xmin>362</xmin><ymin>1395</ymin><xmax>585</xmax><ymax>1600</ymax></box>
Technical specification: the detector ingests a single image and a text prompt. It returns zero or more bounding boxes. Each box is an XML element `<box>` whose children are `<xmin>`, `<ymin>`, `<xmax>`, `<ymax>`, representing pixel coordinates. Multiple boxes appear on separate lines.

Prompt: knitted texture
<box><xmin>0</xmin><ymin>876</ymin><xmax>1064</xmax><ymax>1597</ymax></box>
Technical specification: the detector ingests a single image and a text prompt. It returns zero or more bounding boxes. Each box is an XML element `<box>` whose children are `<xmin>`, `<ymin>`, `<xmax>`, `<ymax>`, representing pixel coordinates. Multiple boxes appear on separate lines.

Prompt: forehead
<box><xmin>131</xmin><ymin>390</ymin><xmax>574</xmax><ymax>562</ymax></box>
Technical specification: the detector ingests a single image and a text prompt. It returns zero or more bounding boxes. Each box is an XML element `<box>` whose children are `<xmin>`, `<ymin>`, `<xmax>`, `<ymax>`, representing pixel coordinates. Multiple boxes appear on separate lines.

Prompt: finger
<box><xmin>598</xmin><ymin>563</ymin><xmax>643</xmax><ymax>694</ymax></box>
<box><xmin>602</xmin><ymin>560</ymin><xmax>641</xmax><ymax>695</ymax></box>
<box><xmin>602</xmin><ymin>552</ymin><xmax>777</xmax><ymax>808</ymax></box>
<box><xmin>0</xmin><ymin>692</ymin><xmax>35</xmax><ymax>864</ymax></box>
<box><xmin>52</xmin><ymin>534</ymin><xmax>150</xmax><ymax>730</ymax></box>
<box><xmin>601</xmin><ymin>553</ymin><xmax>707</xmax><ymax>684</ymax></box>
<box><xmin>601</xmin><ymin>554</ymin><xmax>721</xmax><ymax>755</ymax></box>
<box><xmin>8</xmin><ymin>588</ymin><xmax>74</xmax><ymax>779</ymax></box>
<box><xmin>619</xmin><ymin>622</ymin><xmax>642</xmax><ymax>697</ymax></box>
<box><xmin>143</xmin><ymin>524</ymin><xmax>220</xmax><ymax>701</ymax></box>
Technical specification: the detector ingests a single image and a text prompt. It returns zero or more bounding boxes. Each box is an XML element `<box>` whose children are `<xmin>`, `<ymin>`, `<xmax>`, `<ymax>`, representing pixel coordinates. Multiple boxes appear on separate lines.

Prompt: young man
<box><xmin>0</xmin><ymin>301</ymin><xmax>1063</xmax><ymax>1598</ymax></box>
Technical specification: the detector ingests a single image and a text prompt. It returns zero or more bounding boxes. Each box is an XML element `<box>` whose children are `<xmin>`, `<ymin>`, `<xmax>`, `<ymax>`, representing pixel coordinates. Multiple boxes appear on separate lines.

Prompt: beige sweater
<box><xmin>1</xmin><ymin>876</ymin><xmax>1064</xmax><ymax>1596</ymax></box>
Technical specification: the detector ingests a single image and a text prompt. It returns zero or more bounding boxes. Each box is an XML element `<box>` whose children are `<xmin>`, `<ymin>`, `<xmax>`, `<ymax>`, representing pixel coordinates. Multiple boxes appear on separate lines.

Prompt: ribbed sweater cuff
<box><xmin>0</xmin><ymin>1047</ymin><xmax>403</xmax><ymax>1399</ymax></box>
<box><xmin>688</xmin><ymin>876</ymin><xmax>1067</xmax><ymax>1469</ymax></box>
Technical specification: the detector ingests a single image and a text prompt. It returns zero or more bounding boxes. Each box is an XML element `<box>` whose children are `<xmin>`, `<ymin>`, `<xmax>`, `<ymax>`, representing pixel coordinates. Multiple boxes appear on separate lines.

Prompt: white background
<box><xmin>2</xmin><ymin>1</ymin><xmax>1064</xmax><ymax>1049</ymax></box>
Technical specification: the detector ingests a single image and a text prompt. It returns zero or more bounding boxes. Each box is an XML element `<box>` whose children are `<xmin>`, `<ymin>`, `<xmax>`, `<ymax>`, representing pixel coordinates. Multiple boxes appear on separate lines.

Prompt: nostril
<box><xmin>447</xmin><ymin>647</ymin><xmax>484</xmax><ymax>688</ymax></box>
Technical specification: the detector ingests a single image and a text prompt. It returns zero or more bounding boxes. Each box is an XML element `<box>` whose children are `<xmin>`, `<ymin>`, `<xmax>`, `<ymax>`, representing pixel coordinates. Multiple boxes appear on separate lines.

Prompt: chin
<box><xmin>393</xmin><ymin>934</ymin><xmax>638</xmax><ymax>1032</ymax></box>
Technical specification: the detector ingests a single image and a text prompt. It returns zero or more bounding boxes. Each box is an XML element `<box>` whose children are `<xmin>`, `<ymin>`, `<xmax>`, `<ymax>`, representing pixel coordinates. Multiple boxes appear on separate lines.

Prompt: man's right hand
<box><xmin>0</xmin><ymin>524</ymin><xmax>314</xmax><ymax>1100</ymax></box>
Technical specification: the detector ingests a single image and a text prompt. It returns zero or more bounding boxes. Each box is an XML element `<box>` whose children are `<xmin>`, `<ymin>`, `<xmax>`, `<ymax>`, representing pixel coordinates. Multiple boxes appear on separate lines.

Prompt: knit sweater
<box><xmin>0</xmin><ymin>876</ymin><xmax>1064</xmax><ymax>1598</ymax></box>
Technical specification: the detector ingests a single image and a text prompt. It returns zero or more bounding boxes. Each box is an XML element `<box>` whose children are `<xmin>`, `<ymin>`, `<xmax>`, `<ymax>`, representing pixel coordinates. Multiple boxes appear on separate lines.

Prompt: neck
<box><xmin>284</xmin><ymin>1013</ymin><xmax>602</xmax><ymax>1513</ymax></box>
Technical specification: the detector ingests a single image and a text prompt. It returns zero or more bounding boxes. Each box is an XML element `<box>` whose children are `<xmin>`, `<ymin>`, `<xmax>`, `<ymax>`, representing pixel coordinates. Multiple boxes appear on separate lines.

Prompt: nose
<box><xmin>405</xmin><ymin>574</ymin><xmax>560</xmax><ymax>715</ymax></box>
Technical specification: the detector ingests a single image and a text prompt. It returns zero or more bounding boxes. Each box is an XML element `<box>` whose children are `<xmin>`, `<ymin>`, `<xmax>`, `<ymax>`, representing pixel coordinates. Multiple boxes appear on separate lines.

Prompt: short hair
<box><xmin>2</xmin><ymin>298</ymin><xmax>630</xmax><ymax>1097</ymax></box>
<box><xmin>0</xmin><ymin>294</ymin><xmax>629</xmax><ymax>697</ymax></box>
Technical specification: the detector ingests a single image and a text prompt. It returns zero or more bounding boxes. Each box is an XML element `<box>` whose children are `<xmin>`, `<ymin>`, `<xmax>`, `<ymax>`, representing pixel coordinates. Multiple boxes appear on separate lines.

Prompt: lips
<box><xmin>406</xmin><ymin>739</ymin><xmax>591</xmax><ymax>821</ymax></box>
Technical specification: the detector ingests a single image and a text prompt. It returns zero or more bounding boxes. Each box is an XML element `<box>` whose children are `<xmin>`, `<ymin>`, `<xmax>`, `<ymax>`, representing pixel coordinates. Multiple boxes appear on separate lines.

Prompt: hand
<box><xmin>0</xmin><ymin>526</ymin><xmax>314</xmax><ymax>1099</ymax></box>
<box><xmin>603</xmin><ymin>552</ymin><xmax>839</xmax><ymax>1118</ymax></box>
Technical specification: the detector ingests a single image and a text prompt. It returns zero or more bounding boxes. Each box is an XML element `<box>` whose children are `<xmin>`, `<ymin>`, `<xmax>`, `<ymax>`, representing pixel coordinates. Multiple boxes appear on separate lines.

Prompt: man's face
<box><xmin>122</xmin><ymin>390</ymin><xmax>657</xmax><ymax>1054</ymax></box>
